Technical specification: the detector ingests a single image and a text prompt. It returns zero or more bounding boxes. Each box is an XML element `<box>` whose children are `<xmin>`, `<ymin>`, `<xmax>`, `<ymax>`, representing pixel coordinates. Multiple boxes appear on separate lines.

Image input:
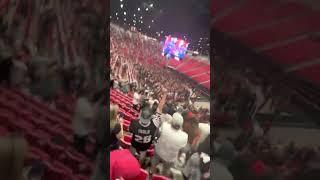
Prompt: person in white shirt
<box><xmin>151</xmin><ymin>112</ymin><xmax>188</xmax><ymax>176</ymax></box>
<box><xmin>73</xmin><ymin>88</ymin><xmax>94</xmax><ymax>154</ymax></box>
<box><xmin>133</xmin><ymin>90</ymin><xmax>142</xmax><ymax>111</ymax></box>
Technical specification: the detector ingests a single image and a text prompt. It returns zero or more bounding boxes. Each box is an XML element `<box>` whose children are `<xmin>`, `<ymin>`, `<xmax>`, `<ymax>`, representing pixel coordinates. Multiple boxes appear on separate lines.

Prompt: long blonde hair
<box><xmin>110</xmin><ymin>104</ymin><xmax>119</xmax><ymax>130</ymax></box>
<box><xmin>0</xmin><ymin>136</ymin><xmax>27</xmax><ymax>180</ymax></box>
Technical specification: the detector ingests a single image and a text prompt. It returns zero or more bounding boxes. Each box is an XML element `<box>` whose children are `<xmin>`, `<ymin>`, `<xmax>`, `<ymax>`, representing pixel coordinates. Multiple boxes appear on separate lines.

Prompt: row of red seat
<box><xmin>0</xmin><ymin>87</ymin><xmax>94</xmax><ymax>179</ymax></box>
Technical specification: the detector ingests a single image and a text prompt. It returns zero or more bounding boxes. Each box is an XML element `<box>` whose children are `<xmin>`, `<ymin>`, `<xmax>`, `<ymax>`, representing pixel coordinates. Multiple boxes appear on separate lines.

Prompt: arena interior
<box><xmin>109</xmin><ymin>0</ymin><xmax>211</xmax><ymax>179</ymax></box>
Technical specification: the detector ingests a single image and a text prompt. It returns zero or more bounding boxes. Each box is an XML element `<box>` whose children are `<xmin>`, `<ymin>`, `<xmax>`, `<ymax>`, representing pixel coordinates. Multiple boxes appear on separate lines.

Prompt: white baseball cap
<box><xmin>172</xmin><ymin>112</ymin><xmax>184</xmax><ymax>127</ymax></box>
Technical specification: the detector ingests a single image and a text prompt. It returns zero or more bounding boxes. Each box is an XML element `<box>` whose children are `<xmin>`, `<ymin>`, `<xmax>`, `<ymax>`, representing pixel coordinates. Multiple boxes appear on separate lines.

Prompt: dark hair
<box><xmin>151</xmin><ymin>102</ymin><xmax>158</xmax><ymax>113</ymax></box>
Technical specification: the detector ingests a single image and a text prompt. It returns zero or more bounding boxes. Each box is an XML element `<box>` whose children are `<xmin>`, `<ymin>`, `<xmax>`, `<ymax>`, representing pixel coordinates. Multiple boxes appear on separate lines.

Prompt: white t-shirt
<box><xmin>155</xmin><ymin>122</ymin><xmax>188</xmax><ymax>162</ymax></box>
<box><xmin>132</xmin><ymin>92</ymin><xmax>140</xmax><ymax>105</ymax></box>
<box><xmin>73</xmin><ymin>97</ymin><xmax>94</xmax><ymax>136</ymax></box>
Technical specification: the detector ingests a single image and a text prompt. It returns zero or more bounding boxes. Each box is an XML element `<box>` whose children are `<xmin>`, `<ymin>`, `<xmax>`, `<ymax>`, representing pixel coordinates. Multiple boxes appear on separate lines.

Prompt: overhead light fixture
<box><xmin>150</xmin><ymin>4</ymin><xmax>154</xmax><ymax>7</ymax></box>
<box><xmin>140</xmin><ymin>16</ymin><xmax>143</xmax><ymax>19</ymax></box>
<box><xmin>124</xmin><ymin>12</ymin><xmax>126</xmax><ymax>15</ymax></box>
<box><xmin>120</xmin><ymin>0</ymin><xmax>123</xmax><ymax>2</ymax></box>
<box><xmin>115</xmin><ymin>12</ymin><xmax>118</xmax><ymax>16</ymax></box>
<box><xmin>120</xmin><ymin>4</ymin><xmax>123</xmax><ymax>8</ymax></box>
<box><xmin>138</xmin><ymin>8</ymin><xmax>140</xmax><ymax>11</ymax></box>
<box><xmin>124</xmin><ymin>18</ymin><xmax>126</xmax><ymax>21</ymax></box>
<box><xmin>148</xmin><ymin>25</ymin><xmax>151</xmax><ymax>28</ymax></box>
<box><xmin>146</xmin><ymin>8</ymin><xmax>149</xmax><ymax>11</ymax></box>
<box><xmin>134</xmin><ymin>14</ymin><xmax>136</xmax><ymax>17</ymax></box>
<box><xmin>151</xmin><ymin>20</ymin><xmax>154</xmax><ymax>22</ymax></box>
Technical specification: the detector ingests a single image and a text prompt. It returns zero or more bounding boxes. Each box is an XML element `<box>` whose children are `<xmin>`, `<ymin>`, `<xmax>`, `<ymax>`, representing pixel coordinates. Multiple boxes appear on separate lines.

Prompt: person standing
<box><xmin>73</xmin><ymin>87</ymin><xmax>94</xmax><ymax>154</ymax></box>
<box><xmin>151</xmin><ymin>112</ymin><xmax>188</xmax><ymax>176</ymax></box>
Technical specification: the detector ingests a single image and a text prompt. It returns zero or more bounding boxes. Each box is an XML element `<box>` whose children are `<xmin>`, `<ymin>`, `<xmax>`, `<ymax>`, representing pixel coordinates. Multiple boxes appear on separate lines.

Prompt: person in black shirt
<box><xmin>129</xmin><ymin>106</ymin><xmax>158</xmax><ymax>164</ymax></box>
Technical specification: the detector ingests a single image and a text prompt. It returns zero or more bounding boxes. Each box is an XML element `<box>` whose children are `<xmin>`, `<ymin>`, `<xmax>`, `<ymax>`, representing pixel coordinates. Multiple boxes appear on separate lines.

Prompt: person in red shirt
<box><xmin>110</xmin><ymin>149</ymin><xmax>141</xmax><ymax>180</ymax></box>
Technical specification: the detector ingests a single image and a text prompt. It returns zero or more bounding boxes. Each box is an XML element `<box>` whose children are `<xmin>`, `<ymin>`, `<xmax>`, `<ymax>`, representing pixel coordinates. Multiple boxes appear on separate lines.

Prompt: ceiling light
<box><xmin>141</xmin><ymin>20</ymin><xmax>143</xmax><ymax>23</ymax></box>
<box><xmin>115</xmin><ymin>12</ymin><xmax>118</xmax><ymax>16</ymax></box>
<box><xmin>151</xmin><ymin>20</ymin><xmax>154</xmax><ymax>22</ymax></box>
<box><xmin>138</xmin><ymin>8</ymin><xmax>140</xmax><ymax>11</ymax></box>
<box><xmin>124</xmin><ymin>12</ymin><xmax>126</xmax><ymax>15</ymax></box>
<box><xmin>148</xmin><ymin>26</ymin><xmax>151</xmax><ymax>28</ymax></box>
<box><xmin>120</xmin><ymin>0</ymin><xmax>123</xmax><ymax>2</ymax></box>
<box><xmin>150</xmin><ymin>4</ymin><xmax>154</xmax><ymax>7</ymax></box>
<box><xmin>134</xmin><ymin>14</ymin><xmax>136</xmax><ymax>17</ymax></box>
<box><xmin>120</xmin><ymin>4</ymin><xmax>123</xmax><ymax>8</ymax></box>
<box><xmin>146</xmin><ymin>8</ymin><xmax>149</xmax><ymax>11</ymax></box>
<box><xmin>124</xmin><ymin>18</ymin><xmax>126</xmax><ymax>21</ymax></box>
<box><xmin>140</xmin><ymin>16</ymin><xmax>143</xmax><ymax>19</ymax></box>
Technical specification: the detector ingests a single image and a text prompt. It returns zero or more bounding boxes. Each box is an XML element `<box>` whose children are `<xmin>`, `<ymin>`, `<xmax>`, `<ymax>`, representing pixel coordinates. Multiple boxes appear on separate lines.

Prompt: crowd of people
<box><xmin>110</xmin><ymin>24</ymin><xmax>209</xmax><ymax>118</ymax></box>
<box><xmin>0</xmin><ymin>1</ymin><xmax>107</xmax><ymax>180</ymax></box>
<box><xmin>213</xmin><ymin>55</ymin><xmax>320</xmax><ymax>180</ymax></box>
<box><xmin>109</xmin><ymin>24</ymin><xmax>211</xmax><ymax>180</ymax></box>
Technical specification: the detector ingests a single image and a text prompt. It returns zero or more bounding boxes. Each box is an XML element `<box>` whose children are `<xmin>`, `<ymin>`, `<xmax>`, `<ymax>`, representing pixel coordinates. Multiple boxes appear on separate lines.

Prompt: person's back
<box><xmin>156</xmin><ymin>121</ymin><xmax>188</xmax><ymax>162</ymax></box>
<box><xmin>73</xmin><ymin>96</ymin><xmax>94</xmax><ymax>136</ymax></box>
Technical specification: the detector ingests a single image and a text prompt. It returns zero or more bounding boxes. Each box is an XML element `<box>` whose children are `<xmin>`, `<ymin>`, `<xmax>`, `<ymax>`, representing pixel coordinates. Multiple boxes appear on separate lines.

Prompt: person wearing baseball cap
<box><xmin>129</xmin><ymin>106</ymin><xmax>158</xmax><ymax>164</ymax></box>
<box><xmin>151</xmin><ymin>112</ymin><xmax>188</xmax><ymax>176</ymax></box>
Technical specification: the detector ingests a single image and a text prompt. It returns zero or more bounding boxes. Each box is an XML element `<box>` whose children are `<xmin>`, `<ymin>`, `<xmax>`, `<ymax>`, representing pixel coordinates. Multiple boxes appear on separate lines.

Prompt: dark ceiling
<box><xmin>110</xmin><ymin>0</ymin><xmax>210</xmax><ymax>55</ymax></box>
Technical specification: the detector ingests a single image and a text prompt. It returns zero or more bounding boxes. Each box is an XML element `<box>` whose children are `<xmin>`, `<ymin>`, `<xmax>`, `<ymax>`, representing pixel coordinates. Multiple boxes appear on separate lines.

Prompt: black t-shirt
<box><xmin>109</xmin><ymin>123</ymin><xmax>121</xmax><ymax>151</ymax></box>
<box><xmin>129</xmin><ymin>119</ymin><xmax>158</xmax><ymax>151</ymax></box>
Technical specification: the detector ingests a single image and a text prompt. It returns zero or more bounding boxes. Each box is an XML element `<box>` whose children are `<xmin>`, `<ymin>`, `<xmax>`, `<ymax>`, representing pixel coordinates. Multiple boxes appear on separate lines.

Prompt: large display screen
<box><xmin>162</xmin><ymin>36</ymin><xmax>189</xmax><ymax>60</ymax></box>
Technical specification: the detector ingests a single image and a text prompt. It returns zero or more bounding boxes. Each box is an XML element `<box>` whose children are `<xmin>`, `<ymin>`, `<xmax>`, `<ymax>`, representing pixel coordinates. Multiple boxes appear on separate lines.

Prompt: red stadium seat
<box><xmin>45</xmin><ymin>161</ymin><xmax>68</xmax><ymax>180</ymax></box>
<box><xmin>29</xmin><ymin>146</ymin><xmax>50</xmax><ymax>162</ymax></box>
<box><xmin>147</xmin><ymin>148</ymin><xmax>154</xmax><ymax>157</ymax></box>
<box><xmin>124</xmin><ymin>134</ymin><xmax>132</xmax><ymax>142</ymax></box>
<box><xmin>120</xmin><ymin>138</ymin><xmax>131</xmax><ymax>149</ymax></box>
<box><xmin>123</xmin><ymin>122</ymin><xmax>130</xmax><ymax>132</ymax></box>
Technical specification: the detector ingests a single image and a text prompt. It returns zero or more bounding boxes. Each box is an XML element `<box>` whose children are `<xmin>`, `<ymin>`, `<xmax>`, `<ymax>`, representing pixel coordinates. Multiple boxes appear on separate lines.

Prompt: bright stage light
<box><xmin>138</xmin><ymin>8</ymin><xmax>141</xmax><ymax>11</ymax></box>
<box><xmin>120</xmin><ymin>4</ymin><xmax>123</xmax><ymax>8</ymax></box>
